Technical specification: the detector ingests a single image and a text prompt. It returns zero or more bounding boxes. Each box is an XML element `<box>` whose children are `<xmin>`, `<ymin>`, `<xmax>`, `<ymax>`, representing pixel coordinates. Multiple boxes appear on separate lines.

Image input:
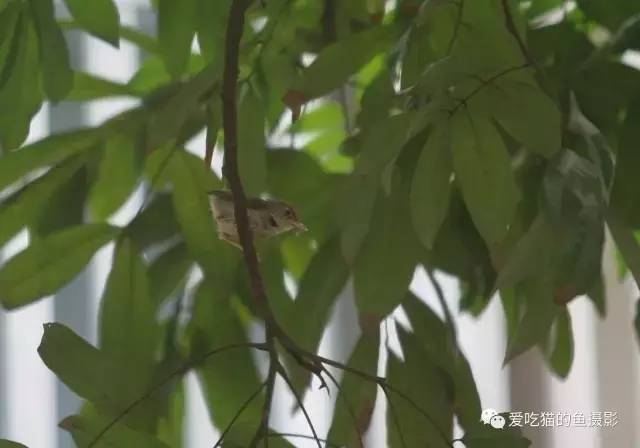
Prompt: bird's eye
<box><xmin>285</xmin><ymin>209</ymin><xmax>293</xmax><ymax>218</ymax></box>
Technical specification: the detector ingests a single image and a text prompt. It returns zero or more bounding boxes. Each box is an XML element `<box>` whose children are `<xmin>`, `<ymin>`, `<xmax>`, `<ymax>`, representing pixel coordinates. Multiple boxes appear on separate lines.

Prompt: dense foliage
<box><xmin>1</xmin><ymin>0</ymin><xmax>640</xmax><ymax>446</ymax></box>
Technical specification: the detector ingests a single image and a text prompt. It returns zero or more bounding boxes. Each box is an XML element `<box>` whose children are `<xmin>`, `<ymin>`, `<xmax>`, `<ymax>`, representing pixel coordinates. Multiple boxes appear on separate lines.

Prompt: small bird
<box><xmin>208</xmin><ymin>190</ymin><xmax>307</xmax><ymax>249</ymax></box>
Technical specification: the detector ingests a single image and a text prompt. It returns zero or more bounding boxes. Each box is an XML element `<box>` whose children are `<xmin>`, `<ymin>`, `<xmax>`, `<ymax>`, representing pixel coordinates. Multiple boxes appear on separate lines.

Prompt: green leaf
<box><xmin>388</xmin><ymin>326</ymin><xmax>454</xmax><ymax>447</ymax></box>
<box><xmin>354</xmin><ymin>173</ymin><xmax>421</xmax><ymax>318</ymax></box>
<box><xmin>293</xmin><ymin>24</ymin><xmax>401</xmax><ymax>100</ymax></box>
<box><xmin>327</xmin><ymin>335</ymin><xmax>379</xmax><ymax>445</ymax></box>
<box><xmin>99</xmin><ymin>238</ymin><xmax>159</xmax><ymax>383</ymax></box>
<box><xmin>546</xmin><ymin>309</ymin><xmax>574</xmax><ymax>378</ymax></box>
<box><xmin>88</xmin><ymin>133</ymin><xmax>142</xmax><ymax>220</ymax></box>
<box><xmin>0</xmin><ymin>155</ymin><xmax>86</xmax><ymax>248</ymax></box>
<box><xmin>67</xmin><ymin>71</ymin><xmax>135</xmax><ymax>101</ymax></box>
<box><xmin>29</xmin><ymin>0</ymin><xmax>73</xmax><ymax>101</ymax></box>
<box><xmin>354</xmin><ymin>113</ymin><xmax>414</xmax><ymax>175</ymax></box>
<box><xmin>0</xmin><ymin>129</ymin><xmax>100</xmax><ymax>192</ymax></box>
<box><xmin>195</xmin><ymin>0</ymin><xmax>229</xmax><ymax>64</ymax></box>
<box><xmin>411</xmin><ymin>123</ymin><xmax>453</xmax><ymax>249</ymax></box>
<box><xmin>38</xmin><ymin>323</ymin><xmax>123</xmax><ymax>405</ymax></box>
<box><xmin>607</xmin><ymin>209</ymin><xmax>640</xmax><ymax>291</ymax></box>
<box><xmin>126</xmin><ymin>193</ymin><xmax>180</xmax><ymax>249</ymax></box>
<box><xmin>148</xmin><ymin>242</ymin><xmax>193</xmax><ymax>306</ymax></box>
<box><xmin>451</xmin><ymin>113</ymin><xmax>520</xmax><ymax>246</ymax></box>
<box><xmin>0</xmin><ymin>224</ymin><xmax>119</xmax><ymax>309</ymax></box>
<box><xmin>63</xmin><ymin>0</ymin><xmax>120</xmax><ymax>46</ymax></box>
<box><xmin>0</xmin><ymin>15</ymin><xmax>43</xmax><ymax>149</ymax></box>
<box><xmin>489</xmin><ymin>81</ymin><xmax>562</xmax><ymax>157</ymax></box>
<box><xmin>158</xmin><ymin>0</ymin><xmax>197</xmax><ymax>78</ymax></box>
<box><xmin>402</xmin><ymin>293</ymin><xmax>481</xmax><ymax>430</ymax></box>
<box><xmin>238</xmin><ymin>85</ymin><xmax>267</xmax><ymax>196</ymax></box>
<box><xmin>60</xmin><ymin>407</ymin><xmax>170</xmax><ymax>448</ymax></box>
<box><xmin>167</xmin><ymin>150</ymin><xmax>236</xmax><ymax>281</ymax></box>
<box><xmin>0</xmin><ymin>440</ymin><xmax>27</xmax><ymax>448</ymax></box>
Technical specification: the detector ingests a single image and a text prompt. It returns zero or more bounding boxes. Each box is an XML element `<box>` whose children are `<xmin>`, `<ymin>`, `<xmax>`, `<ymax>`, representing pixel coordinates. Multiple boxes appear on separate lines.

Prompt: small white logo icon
<box><xmin>490</xmin><ymin>415</ymin><xmax>506</xmax><ymax>429</ymax></box>
<box><xmin>481</xmin><ymin>408</ymin><xmax>498</xmax><ymax>424</ymax></box>
<box><xmin>481</xmin><ymin>408</ymin><xmax>506</xmax><ymax>429</ymax></box>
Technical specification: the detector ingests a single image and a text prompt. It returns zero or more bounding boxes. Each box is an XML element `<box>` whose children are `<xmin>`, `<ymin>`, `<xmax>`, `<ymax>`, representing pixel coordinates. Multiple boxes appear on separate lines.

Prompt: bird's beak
<box><xmin>294</xmin><ymin>221</ymin><xmax>308</xmax><ymax>233</ymax></box>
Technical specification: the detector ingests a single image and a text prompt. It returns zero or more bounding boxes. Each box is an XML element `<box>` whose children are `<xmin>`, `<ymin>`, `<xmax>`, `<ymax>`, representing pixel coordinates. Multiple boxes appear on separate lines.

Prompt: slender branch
<box><xmin>448</xmin><ymin>63</ymin><xmax>532</xmax><ymax>116</ymax></box>
<box><xmin>446</xmin><ymin>0</ymin><xmax>465</xmax><ymax>55</ymax></box>
<box><xmin>213</xmin><ymin>381</ymin><xmax>268</xmax><ymax>447</ymax></box>
<box><xmin>323</xmin><ymin>368</ymin><xmax>365</xmax><ymax>448</ymax></box>
<box><xmin>500</xmin><ymin>0</ymin><xmax>532</xmax><ymax>64</ymax></box>
<box><xmin>268</xmin><ymin>432</ymin><xmax>341</xmax><ymax>448</ymax></box>
<box><xmin>381</xmin><ymin>386</ymin><xmax>408</xmax><ymax>448</ymax></box>
<box><xmin>277</xmin><ymin>364</ymin><xmax>322</xmax><ymax>448</ymax></box>
<box><xmin>249</xmin><ymin>329</ymin><xmax>278</xmax><ymax>448</ymax></box>
<box><xmin>427</xmin><ymin>268</ymin><xmax>458</xmax><ymax>345</ymax></box>
<box><xmin>86</xmin><ymin>342</ymin><xmax>266</xmax><ymax>448</ymax></box>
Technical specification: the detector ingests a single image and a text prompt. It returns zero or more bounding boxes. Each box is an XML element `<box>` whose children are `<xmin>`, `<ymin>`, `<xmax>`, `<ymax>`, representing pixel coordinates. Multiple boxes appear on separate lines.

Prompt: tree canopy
<box><xmin>1</xmin><ymin>0</ymin><xmax>640</xmax><ymax>447</ymax></box>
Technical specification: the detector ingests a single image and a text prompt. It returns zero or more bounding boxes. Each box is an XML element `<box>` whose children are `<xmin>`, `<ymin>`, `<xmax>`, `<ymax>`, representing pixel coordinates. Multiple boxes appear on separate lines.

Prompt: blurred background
<box><xmin>0</xmin><ymin>1</ymin><xmax>639</xmax><ymax>447</ymax></box>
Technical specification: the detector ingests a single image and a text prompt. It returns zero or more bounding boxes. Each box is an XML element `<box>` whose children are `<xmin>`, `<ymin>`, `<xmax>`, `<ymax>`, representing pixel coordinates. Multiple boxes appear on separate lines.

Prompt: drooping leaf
<box><xmin>126</xmin><ymin>193</ymin><xmax>181</xmax><ymax>250</ymax></box>
<box><xmin>0</xmin><ymin>224</ymin><xmax>120</xmax><ymax>309</ymax></box>
<box><xmin>99</xmin><ymin>238</ymin><xmax>159</xmax><ymax>388</ymax></box>
<box><xmin>88</xmin><ymin>133</ymin><xmax>142</xmax><ymax>220</ymax></box>
<box><xmin>354</xmin><ymin>172</ymin><xmax>421</xmax><ymax>318</ymax></box>
<box><xmin>0</xmin><ymin>16</ymin><xmax>43</xmax><ymax>149</ymax></box>
<box><xmin>29</xmin><ymin>0</ymin><xmax>73</xmax><ymax>101</ymax></box>
<box><xmin>546</xmin><ymin>309</ymin><xmax>574</xmax><ymax>378</ymax></box>
<box><xmin>195</xmin><ymin>0</ymin><xmax>229</xmax><ymax>64</ymax></box>
<box><xmin>63</xmin><ymin>0</ymin><xmax>120</xmax><ymax>46</ymax></box>
<box><xmin>148</xmin><ymin>241</ymin><xmax>193</xmax><ymax>306</ymax></box>
<box><xmin>67</xmin><ymin>71</ymin><xmax>135</xmax><ymax>101</ymax></box>
<box><xmin>450</xmin><ymin>113</ymin><xmax>520</xmax><ymax>246</ymax></box>
<box><xmin>461</xmin><ymin>416</ymin><xmax>531</xmax><ymax>448</ymax></box>
<box><xmin>411</xmin><ymin>122</ymin><xmax>453</xmax><ymax>249</ymax></box>
<box><xmin>158</xmin><ymin>0</ymin><xmax>198</xmax><ymax>78</ymax></box>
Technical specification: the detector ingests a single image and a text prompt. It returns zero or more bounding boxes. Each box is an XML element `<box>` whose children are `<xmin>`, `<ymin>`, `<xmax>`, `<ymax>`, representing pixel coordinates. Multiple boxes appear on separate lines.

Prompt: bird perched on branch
<box><xmin>208</xmin><ymin>190</ymin><xmax>307</xmax><ymax>249</ymax></box>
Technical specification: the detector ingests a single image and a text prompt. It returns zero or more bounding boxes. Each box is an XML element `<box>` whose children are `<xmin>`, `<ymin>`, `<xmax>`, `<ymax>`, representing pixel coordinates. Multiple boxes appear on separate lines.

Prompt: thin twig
<box><xmin>249</xmin><ymin>329</ymin><xmax>278</xmax><ymax>448</ymax></box>
<box><xmin>381</xmin><ymin>386</ymin><xmax>408</xmax><ymax>448</ymax></box>
<box><xmin>446</xmin><ymin>0</ymin><xmax>465</xmax><ymax>55</ymax></box>
<box><xmin>500</xmin><ymin>0</ymin><xmax>532</xmax><ymax>64</ymax></box>
<box><xmin>277</xmin><ymin>364</ymin><xmax>322</xmax><ymax>448</ymax></box>
<box><xmin>323</xmin><ymin>368</ymin><xmax>365</xmax><ymax>448</ymax></box>
<box><xmin>267</xmin><ymin>432</ymin><xmax>341</xmax><ymax>448</ymax></box>
<box><xmin>448</xmin><ymin>63</ymin><xmax>532</xmax><ymax>116</ymax></box>
<box><xmin>213</xmin><ymin>381</ymin><xmax>268</xmax><ymax>447</ymax></box>
<box><xmin>86</xmin><ymin>342</ymin><xmax>266</xmax><ymax>447</ymax></box>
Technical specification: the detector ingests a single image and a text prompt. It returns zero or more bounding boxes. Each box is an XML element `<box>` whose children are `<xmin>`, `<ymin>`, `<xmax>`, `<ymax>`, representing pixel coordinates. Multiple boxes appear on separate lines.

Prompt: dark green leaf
<box><xmin>158</xmin><ymin>0</ymin><xmax>197</xmax><ymax>78</ymax></box>
<box><xmin>88</xmin><ymin>133</ymin><xmax>142</xmax><ymax>220</ymax></box>
<box><xmin>195</xmin><ymin>0</ymin><xmax>228</xmax><ymax>64</ymax></box>
<box><xmin>546</xmin><ymin>309</ymin><xmax>574</xmax><ymax>378</ymax></box>
<box><xmin>411</xmin><ymin>122</ymin><xmax>453</xmax><ymax>249</ymax></box>
<box><xmin>29</xmin><ymin>0</ymin><xmax>73</xmax><ymax>101</ymax></box>
<box><xmin>488</xmin><ymin>80</ymin><xmax>561</xmax><ymax>157</ymax></box>
<box><xmin>461</xmin><ymin>416</ymin><xmax>531</xmax><ymax>448</ymax></box>
<box><xmin>607</xmin><ymin>209</ymin><xmax>640</xmax><ymax>291</ymax></box>
<box><xmin>451</xmin><ymin>113</ymin><xmax>520</xmax><ymax>246</ymax></box>
<box><xmin>0</xmin><ymin>224</ymin><xmax>119</xmax><ymax>309</ymax></box>
<box><xmin>63</xmin><ymin>0</ymin><xmax>120</xmax><ymax>46</ymax></box>
<box><xmin>126</xmin><ymin>193</ymin><xmax>180</xmax><ymax>250</ymax></box>
<box><xmin>148</xmin><ymin>242</ymin><xmax>192</xmax><ymax>306</ymax></box>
